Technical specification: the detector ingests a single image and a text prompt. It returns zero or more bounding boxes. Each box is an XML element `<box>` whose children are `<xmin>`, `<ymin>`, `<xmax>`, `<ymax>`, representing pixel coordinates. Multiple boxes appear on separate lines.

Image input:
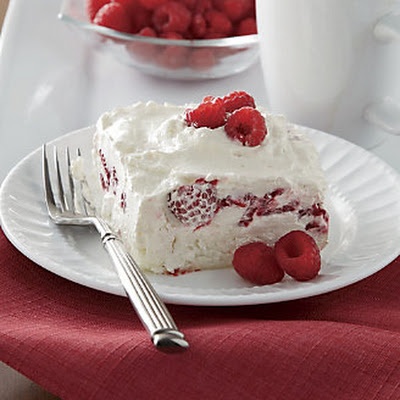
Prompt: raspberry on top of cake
<box><xmin>73</xmin><ymin>91</ymin><xmax>329</xmax><ymax>283</ymax></box>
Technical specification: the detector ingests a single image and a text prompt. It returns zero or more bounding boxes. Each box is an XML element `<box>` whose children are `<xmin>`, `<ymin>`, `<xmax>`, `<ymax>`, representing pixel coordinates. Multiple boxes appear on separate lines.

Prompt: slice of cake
<box><xmin>74</xmin><ymin>91</ymin><xmax>329</xmax><ymax>276</ymax></box>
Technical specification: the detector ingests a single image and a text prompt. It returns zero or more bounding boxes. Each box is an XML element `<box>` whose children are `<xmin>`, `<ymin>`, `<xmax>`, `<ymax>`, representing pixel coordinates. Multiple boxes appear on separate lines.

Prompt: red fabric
<box><xmin>1</xmin><ymin>228</ymin><xmax>400</xmax><ymax>400</ymax></box>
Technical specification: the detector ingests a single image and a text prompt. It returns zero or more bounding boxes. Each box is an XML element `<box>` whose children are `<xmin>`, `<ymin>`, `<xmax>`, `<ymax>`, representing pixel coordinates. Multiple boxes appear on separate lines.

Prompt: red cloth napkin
<box><xmin>1</xmin><ymin>228</ymin><xmax>400</xmax><ymax>400</ymax></box>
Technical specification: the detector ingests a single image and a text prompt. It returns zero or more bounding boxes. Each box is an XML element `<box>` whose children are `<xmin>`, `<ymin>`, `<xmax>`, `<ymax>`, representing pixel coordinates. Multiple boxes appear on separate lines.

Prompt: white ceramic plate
<box><xmin>1</xmin><ymin>126</ymin><xmax>400</xmax><ymax>306</ymax></box>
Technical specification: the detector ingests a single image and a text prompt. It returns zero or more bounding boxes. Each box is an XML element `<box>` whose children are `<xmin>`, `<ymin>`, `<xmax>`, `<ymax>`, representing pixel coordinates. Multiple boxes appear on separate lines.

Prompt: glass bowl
<box><xmin>58</xmin><ymin>0</ymin><xmax>259</xmax><ymax>80</ymax></box>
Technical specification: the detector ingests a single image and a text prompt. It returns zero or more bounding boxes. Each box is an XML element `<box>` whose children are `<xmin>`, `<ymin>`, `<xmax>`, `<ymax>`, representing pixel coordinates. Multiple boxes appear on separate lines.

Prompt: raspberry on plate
<box><xmin>93</xmin><ymin>2</ymin><xmax>132</xmax><ymax>33</ymax></box>
<box><xmin>185</xmin><ymin>97</ymin><xmax>226</xmax><ymax>129</ymax></box>
<box><xmin>275</xmin><ymin>230</ymin><xmax>321</xmax><ymax>281</ymax></box>
<box><xmin>222</xmin><ymin>90</ymin><xmax>256</xmax><ymax>113</ymax></box>
<box><xmin>224</xmin><ymin>107</ymin><xmax>267</xmax><ymax>146</ymax></box>
<box><xmin>233</xmin><ymin>242</ymin><xmax>284</xmax><ymax>285</ymax></box>
<box><xmin>167</xmin><ymin>178</ymin><xmax>220</xmax><ymax>229</ymax></box>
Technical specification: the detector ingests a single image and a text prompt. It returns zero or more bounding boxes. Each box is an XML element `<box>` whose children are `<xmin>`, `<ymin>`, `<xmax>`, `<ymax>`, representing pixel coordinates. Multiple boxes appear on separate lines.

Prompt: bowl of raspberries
<box><xmin>59</xmin><ymin>0</ymin><xmax>259</xmax><ymax>80</ymax></box>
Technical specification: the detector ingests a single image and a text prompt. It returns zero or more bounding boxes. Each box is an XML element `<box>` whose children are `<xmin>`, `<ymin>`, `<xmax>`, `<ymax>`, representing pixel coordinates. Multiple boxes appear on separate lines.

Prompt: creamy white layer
<box><xmin>73</xmin><ymin>101</ymin><xmax>328</xmax><ymax>274</ymax></box>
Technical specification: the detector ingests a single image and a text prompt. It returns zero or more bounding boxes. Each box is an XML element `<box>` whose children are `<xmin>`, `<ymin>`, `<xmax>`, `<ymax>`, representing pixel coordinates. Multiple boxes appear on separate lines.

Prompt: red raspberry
<box><xmin>224</xmin><ymin>107</ymin><xmax>267</xmax><ymax>146</ymax></box>
<box><xmin>275</xmin><ymin>231</ymin><xmax>321</xmax><ymax>281</ymax></box>
<box><xmin>236</xmin><ymin>17</ymin><xmax>257</xmax><ymax>36</ymax></box>
<box><xmin>152</xmin><ymin>1</ymin><xmax>191</xmax><ymax>34</ymax></box>
<box><xmin>113</xmin><ymin>0</ymin><xmax>152</xmax><ymax>33</ymax></box>
<box><xmin>185</xmin><ymin>97</ymin><xmax>226</xmax><ymax>129</ymax></box>
<box><xmin>181</xmin><ymin>0</ymin><xmax>197</xmax><ymax>10</ymax></box>
<box><xmin>203</xmin><ymin>32</ymin><xmax>226</xmax><ymax>39</ymax></box>
<box><xmin>190</xmin><ymin>13</ymin><xmax>207</xmax><ymax>39</ymax></box>
<box><xmin>202</xmin><ymin>95</ymin><xmax>217</xmax><ymax>102</ymax></box>
<box><xmin>216</xmin><ymin>0</ymin><xmax>253</xmax><ymax>22</ymax></box>
<box><xmin>138</xmin><ymin>0</ymin><xmax>168</xmax><ymax>10</ymax></box>
<box><xmin>127</xmin><ymin>27</ymin><xmax>158</xmax><ymax>61</ymax></box>
<box><xmin>233</xmin><ymin>242</ymin><xmax>284</xmax><ymax>285</ymax></box>
<box><xmin>157</xmin><ymin>45</ymin><xmax>189</xmax><ymax>69</ymax></box>
<box><xmin>93</xmin><ymin>2</ymin><xmax>132</xmax><ymax>33</ymax></box>
<box><xmin>112</xmin><ymin>0</ymin><xmax>136</xmax><ymax>15</ymax></box>
<box><xmin>188</xmin><ymin>48</ymin><xmax>217</xmax><ymax>70</ymax></box>
<box><xmin>167</xmin><ymin>178</ymin><xmax>220</xmax><ymax>229</ymax></box>
<box><xmin>222</xmin><ymin>91</ymin><xmax>256</xmax><ymax>113</ymax></box>
<box><xmin>86</xmin><ymin>0</ymin><xmax>110</xmax><ymax>21</ymax></box>
<box><xmin>205</xmin><ymin>10</ymin><xmax>233</xmax><ymax>37</ymax></box>
<box><xmin>138</xmin><ymin>26</ymin><xmax>157</xmax><ymax>37</ymax></box>
<box><xmin>193</xmin><ymin>0</ymin><xmax>213</xmax><ymax>14</ymax></box>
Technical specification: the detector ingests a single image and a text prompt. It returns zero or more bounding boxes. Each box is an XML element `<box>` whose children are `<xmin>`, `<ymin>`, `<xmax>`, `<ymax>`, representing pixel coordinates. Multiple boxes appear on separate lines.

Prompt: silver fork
<box><xmin>42</xmin><ymin>144</ymin><xmax>189</xmax><ymax>352</ymax></box>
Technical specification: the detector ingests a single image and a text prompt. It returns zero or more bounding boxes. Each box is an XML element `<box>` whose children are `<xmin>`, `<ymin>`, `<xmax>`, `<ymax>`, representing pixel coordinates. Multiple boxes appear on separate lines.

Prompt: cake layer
<box><xmin>74</xmin><ymin>100</ymin><xmax>329</xmax><ymax>274</ymax></box>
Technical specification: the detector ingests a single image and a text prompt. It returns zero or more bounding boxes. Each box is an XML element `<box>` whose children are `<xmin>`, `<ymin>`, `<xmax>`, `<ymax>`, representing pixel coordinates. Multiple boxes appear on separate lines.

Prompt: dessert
<box><xmin>73</xmin><ymin>91</ymin><xmax>329</xmax><ymax>277</ymax></box>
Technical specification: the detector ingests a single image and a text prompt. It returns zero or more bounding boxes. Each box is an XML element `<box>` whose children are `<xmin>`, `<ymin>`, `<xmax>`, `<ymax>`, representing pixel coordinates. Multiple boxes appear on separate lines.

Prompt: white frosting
<box><xmin>75</xmin><ymin>101</ymin><xmax>328</xmax><ymax>274</ymax></box>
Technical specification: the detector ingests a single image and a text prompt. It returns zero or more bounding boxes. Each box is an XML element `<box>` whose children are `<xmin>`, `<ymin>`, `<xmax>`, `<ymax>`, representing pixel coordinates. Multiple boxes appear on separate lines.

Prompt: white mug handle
<box><xmin>374</xmin><ymin>12</ymin><xmax>400</xmax><ymax>41</ymax></box>
<box><xmin>364</xmin><ymin>12</ymin><xmax>400</xmax><ymax>135</ymax></box>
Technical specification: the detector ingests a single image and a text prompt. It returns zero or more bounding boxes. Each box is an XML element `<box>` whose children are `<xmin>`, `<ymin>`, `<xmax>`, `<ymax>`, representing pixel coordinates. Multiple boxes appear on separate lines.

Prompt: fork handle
<box><xmin>101</xmin><ymin>232</ymin><xmax>189</xmax><ymax>352</ymax></box>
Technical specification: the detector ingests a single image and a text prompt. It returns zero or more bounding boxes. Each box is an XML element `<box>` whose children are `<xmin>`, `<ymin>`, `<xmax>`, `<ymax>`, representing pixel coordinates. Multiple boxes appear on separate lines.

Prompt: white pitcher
<box><xmin>256</xmin><ymin>0</ymin><xmax>400</xmax><ymax>148</ymax></box>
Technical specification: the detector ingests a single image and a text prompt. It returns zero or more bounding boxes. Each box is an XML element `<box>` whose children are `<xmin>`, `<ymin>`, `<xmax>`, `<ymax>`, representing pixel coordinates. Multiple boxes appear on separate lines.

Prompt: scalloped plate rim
<box><xmin>1</xmin><ymin>125</ymin><xmax>400</xmax><ymax>306</ymax></box>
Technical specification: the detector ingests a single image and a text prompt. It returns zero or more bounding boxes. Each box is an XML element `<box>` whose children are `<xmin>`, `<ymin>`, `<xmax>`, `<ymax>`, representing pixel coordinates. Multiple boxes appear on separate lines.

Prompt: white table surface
<box><xmin>1</xmin><ymin>0</ymin><xmax>400</xmax><ymax>187</ymax></box>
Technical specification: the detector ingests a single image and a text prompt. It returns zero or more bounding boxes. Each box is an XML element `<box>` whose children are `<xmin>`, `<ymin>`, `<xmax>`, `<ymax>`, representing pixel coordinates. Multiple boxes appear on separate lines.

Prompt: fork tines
<box><xmin>42</xmin><ymin>144</ymin><xmax>84</xmax><ymax>219</ymax></box>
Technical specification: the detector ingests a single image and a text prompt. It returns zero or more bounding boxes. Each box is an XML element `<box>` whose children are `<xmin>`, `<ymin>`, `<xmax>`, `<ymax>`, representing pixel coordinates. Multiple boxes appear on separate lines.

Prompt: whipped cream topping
<box><xmin>95</xmin><ymin>102</ymin><xmax>326</xmax><ymax>197</ymax></box>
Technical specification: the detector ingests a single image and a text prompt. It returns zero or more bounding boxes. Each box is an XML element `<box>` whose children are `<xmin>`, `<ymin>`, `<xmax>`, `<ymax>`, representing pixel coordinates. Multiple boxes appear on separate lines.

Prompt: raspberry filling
<box><xmin>98</xmin><ymin>149</ymin><xmax>126</xmax><ymax>210</ymax></box>
<box><xmin>99</xmin><ymin>149</ymin><xmax>119</xmax><ymax>194</ymax></box>
<box><xmin>98</xmin><ymin>150</ymin><xmax>328</xmax><ymax>232</ymax></box>
<box><xmin>167</xmin><ymin>178</ymin><xmax>220</xmax><ymax>229</ymax></box>
<box><xmin>167</xmin><ymin>178</ymin><xmax>329</xmax><ymax>232</ymax></box>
